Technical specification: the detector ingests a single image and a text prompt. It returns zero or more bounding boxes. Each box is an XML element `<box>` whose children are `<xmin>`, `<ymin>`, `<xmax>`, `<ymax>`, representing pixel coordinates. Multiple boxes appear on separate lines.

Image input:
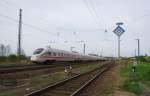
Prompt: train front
<box><xmin>30</xmin><ymin>48</ymin><xmax>44</xmax><ymax>63</ymax></box>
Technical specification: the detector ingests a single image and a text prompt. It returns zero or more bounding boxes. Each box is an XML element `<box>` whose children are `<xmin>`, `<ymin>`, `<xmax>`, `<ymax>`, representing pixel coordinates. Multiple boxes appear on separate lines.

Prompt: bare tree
<box><xmin>0</xmin><ymin>44</ymin><xmax>6</xmax><ymax>56</ymax></box>
<box><xmin>5</xmin><ymin>45</ymin><xmax>11</xmax><ymax>56</ymax></box>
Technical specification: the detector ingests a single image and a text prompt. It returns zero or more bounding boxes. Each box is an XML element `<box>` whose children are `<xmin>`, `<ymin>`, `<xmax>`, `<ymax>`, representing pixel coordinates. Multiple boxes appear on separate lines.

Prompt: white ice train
<box><xmin>31</xmin><ymin>47</ymin><xmax>105</xmax><ymax>64</ymax></box>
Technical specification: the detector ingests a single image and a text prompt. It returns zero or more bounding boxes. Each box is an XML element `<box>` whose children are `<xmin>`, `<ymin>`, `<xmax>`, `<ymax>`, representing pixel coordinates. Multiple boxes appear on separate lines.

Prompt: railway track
<box><xmin>26</xmin><ymin>63</ymin><xmax>113</xmax><ymax>96</ymax></box>
<box><xmin>0</xmin><ymin>62</ymin><xmax>74</xmax><ymax>68</ymax></box>
<box><xmin>0</xmin><ymin>65</ymin><xmax>56</xmax><ymax>74</ymax></box>
<box><xmin>0</xmin><ymin>62</ymin><xmax>84</xmax><ymax>74</ymax></box>
<box><xmin>0</xmin><ymin>61</ymin><xmax>104</xmax><ymax>74</ymax></box>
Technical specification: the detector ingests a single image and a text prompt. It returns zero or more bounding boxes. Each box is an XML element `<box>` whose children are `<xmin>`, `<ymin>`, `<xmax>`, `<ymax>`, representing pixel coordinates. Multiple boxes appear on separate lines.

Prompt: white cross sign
<box><xmin>113</xmin><ymin>25</ymin><xmax>125</xmax><ymax>36</ymax></box>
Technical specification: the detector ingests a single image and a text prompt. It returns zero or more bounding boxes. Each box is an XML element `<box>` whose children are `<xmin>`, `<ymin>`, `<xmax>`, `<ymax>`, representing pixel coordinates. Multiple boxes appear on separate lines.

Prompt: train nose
<box><xmin>30</xmin><ymin>55</ymin><xmax>39</xmax><ymax>61</ymax></box>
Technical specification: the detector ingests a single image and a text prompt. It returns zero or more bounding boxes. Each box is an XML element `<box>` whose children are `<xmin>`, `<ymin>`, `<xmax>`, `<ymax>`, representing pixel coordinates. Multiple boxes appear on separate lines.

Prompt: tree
<box><xmin>137</xmin><ymin>56</ymin><xmax>146</xmax><ymax>62</ymax></box>
<box><xmin>8</xmin><ymin>54</ymin><xmax>18</xmax><ymax>62</ymax></box>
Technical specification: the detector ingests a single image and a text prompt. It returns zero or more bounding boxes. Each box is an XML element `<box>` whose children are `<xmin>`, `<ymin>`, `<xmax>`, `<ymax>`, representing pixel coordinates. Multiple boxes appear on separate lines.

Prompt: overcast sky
<box><xmin>0</xmin><ymin>0</ymin><xmax>150</xmax><ymax>57</ymax></box>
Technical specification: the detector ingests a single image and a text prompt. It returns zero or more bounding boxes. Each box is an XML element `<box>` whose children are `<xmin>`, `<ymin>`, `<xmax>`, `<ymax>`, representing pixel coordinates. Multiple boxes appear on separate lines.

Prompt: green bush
<box><xmin>137</xmin><ymin>56</ymin><xmax>147</xmax><ymax>62</ymax></box>
<box><xmin>7</xmin><ymin>54</ymin><xmax>28</xmax><ymax>62</ymax></box>
<box><xmin>0</xmin><ymin>55</ymin><xmax>31</xmax><ymax>65</ymax></box>
<box><xmin>0</xmin><ymin>56</ymin><xmax>7</xmax><ymax>62</ymax></box>
<box><xmin>122</xmin><ymin>80</ymin><xmax>142</xmax><ymax>95</ymax></box>
<box><xmin>120</xmin><ymin>62</ymin><xmax>150</xmax><ymax>95</ymax></box>
<box><xmin>135</xmin><ymin>62</ymin><xmax>150</xmax><ymax>81</ymax></box>
<box><xmin>18</xmin><ymin>55</ymin><xmax>27</xmax><ymax>60</ymax></box>
<box><xmin>145</xmin><ymin>56</ymin><xmax>150</xmax><ymax>62</ymax></box>
<box><xmin>144</xmin><ymin>70</ymin><xmax>150</xmax><ymax>80</ymax></box>
<box><xmin>7</xmin><ymin>54</ymin><xmax>18</xmax><ymax>62</ymax></box>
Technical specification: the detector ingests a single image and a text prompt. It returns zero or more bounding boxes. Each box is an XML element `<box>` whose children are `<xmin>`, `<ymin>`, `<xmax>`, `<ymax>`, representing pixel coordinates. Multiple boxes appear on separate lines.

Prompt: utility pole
<box><xmin>83</xmin><ymin>43</ymin><xmax>85</xmax><ymax>54</ymax></box>
<box><xmin>135</xmin><ymin>49</ymin><xmax>137</xmax><ymax>57</ymax></box>
<box><xmin>100</xmin><ymin>48</ymin><xmax>103</xmax><ymax>57</ymax></box>
<box><xmin>17</xmin><ymin>9</ymin><xmax>22</xmax><ymax>56</ymax></box>
<box><xmin>136</xmin><ymin>39</ymin><xmax>140</xmax><ymax>57</ymax></box>
<box><xmin>118</xmin><ymin>36</ymin><xmax>120</xmax><ymax>58</ymax></box>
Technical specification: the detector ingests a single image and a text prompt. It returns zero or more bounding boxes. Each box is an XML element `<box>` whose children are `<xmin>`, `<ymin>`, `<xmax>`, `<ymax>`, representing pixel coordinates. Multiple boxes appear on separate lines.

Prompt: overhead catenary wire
<box><xmin>83</xmin><ymin>0</ymin><xmax>100</xmax><ymax>28</ymax></box>
<box><xmin>0</xmin><ymin>0</ymin><xmax>53</xmax><ymax>30</ymax></box>
<box><xmin>0</xmin><ymin>13</ymin><xmax>83</xmax><ymax>49</ymax></box>
<box><xmin>82</xmin><ymin>0</ymin><xmax>106</xmax><ymax>31</ymax></box>
<box><xmin>0</xmin><ymin>0</ymin><xmax>20</xmax><ymax>9</ymax></box>
<box><xmin>83</xmin><ymin>0</ymin><xmax>110</xmax><ymax>43</ymax></box>
<box><xmin>87</xmin><ymin>0</ymin><xmax>103</xmax><ymax>28</ymax></box>
<box><xmin>1</xmin><ymin>14</ymin><xmax>79</xmax><ymax>53</ymax></box>
<box><xmin>0</xmin><ymin>13</ymin><xmax>64</xmax><ymax>39</ymax></box>
<box><xmin>1</xmin><ymin>0</ymin><xmax>105</xmax><ymax>35</ymax></box>
<box><xmin>0</xmin><ymin>0</ymin><xmax>84</xmax><ymax>42</ymax></box>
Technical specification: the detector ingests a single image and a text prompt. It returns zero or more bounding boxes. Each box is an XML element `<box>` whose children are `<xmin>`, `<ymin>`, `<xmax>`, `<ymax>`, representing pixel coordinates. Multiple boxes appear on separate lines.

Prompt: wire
<box><xmin>87</xmin><ymin>0</ymin><xmax>102</xmax><ymax>27</ymax></box>
<box><xmin>83</xmin><ymin>0</ymin><xmax>100</xmax><ymax>28</ymax></box>
<box><xmin>0</xmin><ymin>13</ymin><xmax>61</xmax><ymax>38</ymax></box>
<box><xmin>0</xmin><ymin>0</ymin><xmax>52</xmax><ymax>30</ymax></box>
<box><xmin>83</xmin><ymin>0</ymin><xmax>105</xmax><ymax>30</ymax></box>
<box><xmin>0</xmin><ymin>0</ymin><xmax>20</xmax><ymax>9</ymax></box>
<box><xmin>0</xmin><ymin>13</ymin><xmax>18</xmax><ymax>22</ymax></box>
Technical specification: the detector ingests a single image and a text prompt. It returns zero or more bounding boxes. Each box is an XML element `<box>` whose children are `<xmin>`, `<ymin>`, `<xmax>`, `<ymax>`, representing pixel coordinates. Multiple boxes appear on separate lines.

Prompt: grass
<box><xmin>122</xmin><ymin>80</ymin><xmax>142</xmax><ymax>95</ymax></box>
<box><xmin>0</xmin><ymin>60</ymin><xmax>32</xmax><ymax>66</ymax></box>
<box><xmin>0</xmin><ymin>55</ymin><xmax>32</xmax><ymax>66</ymax></box>
<box><xmin>0</xmin><ymin>62</ymin><xmax>103</xmax><ymax>96</ymax></box>
<box><xmin>120</xmin><ymin>61</ymin><xmax>150</xmax><ymax>95</ymax></box>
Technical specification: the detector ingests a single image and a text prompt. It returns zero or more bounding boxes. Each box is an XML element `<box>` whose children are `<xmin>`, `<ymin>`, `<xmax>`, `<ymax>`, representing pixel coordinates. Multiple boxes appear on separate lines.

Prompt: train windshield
<box><xmin>33</xmin><ymin>48</ymin><xmax>44</xmax><ymax>55</ymax></box>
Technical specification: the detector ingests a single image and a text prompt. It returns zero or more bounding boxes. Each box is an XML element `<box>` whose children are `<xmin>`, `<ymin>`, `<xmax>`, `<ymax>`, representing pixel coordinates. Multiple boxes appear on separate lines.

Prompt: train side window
<box><xmin>53</xmin><ymin>53</ymin><xmax>56</xmax><ymax>56</ymax></box>
<box><xmin>51</xmin><ymin>53</ymin><xmax>54</xmax><ymax>56</ymax></box>
<box><xmin>56</xmin><ymin>53</ymin><xmax>58</xmax><ymax>56</ymax></box>
<box><xmin>42</xmin><ymin>52</ymin><xmax>48</xmax><ymax>56</ymax></box>
<box><xmin>58</xmin><ymin>53</ymin><xmax>61</xmax><ymax>56</ymax></box>
<box><xmin>48</xmin><ymin>52</ymin><xmax>51</xmax><ymax>56</ymax></box>
<box><xmin>57</xmin><ymin>53</ymin><xmax>59</xmax><ymax>56</ymax></box>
